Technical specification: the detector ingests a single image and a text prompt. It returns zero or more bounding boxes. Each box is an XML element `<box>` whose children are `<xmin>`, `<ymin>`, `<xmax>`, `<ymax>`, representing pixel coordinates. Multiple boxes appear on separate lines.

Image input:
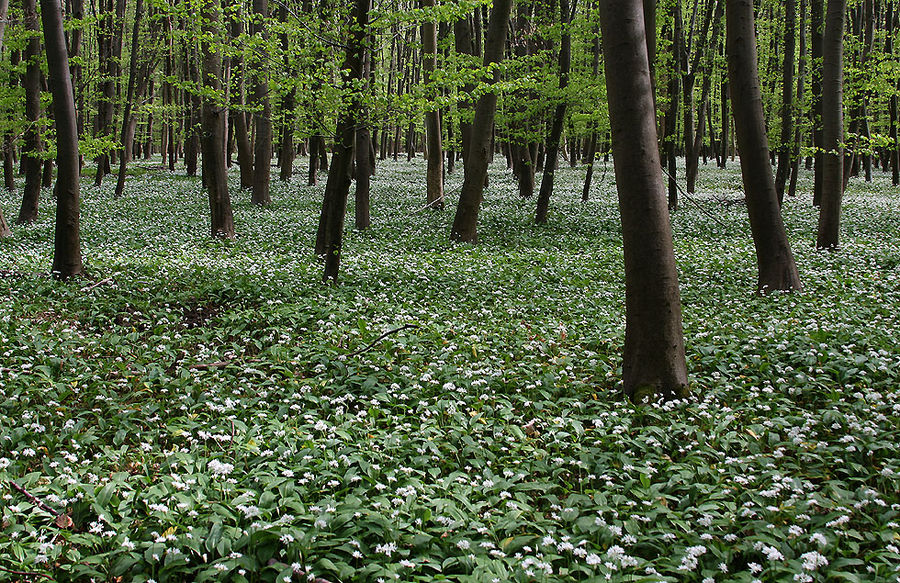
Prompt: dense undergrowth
<box><xmin>0</xmin><ymin>157</ymin><xmax>898</xmax><ymax>582</ymax></box>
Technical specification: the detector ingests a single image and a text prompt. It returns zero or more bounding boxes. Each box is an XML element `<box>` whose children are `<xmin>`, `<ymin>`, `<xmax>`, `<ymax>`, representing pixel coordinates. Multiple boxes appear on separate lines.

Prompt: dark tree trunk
<box><xmin>42</xmin><ymin>0</ymin><xmax>83</xmax><ymax>278</ymax></box>
<box><xmin>228</xmin><ymin>5</ymin><xmax>253</xmax><ymax>190</ymax></box>
<box><xmin>316</xmin><ymin>0</ymin><xmax>369</xmax><ymax>282</ymax></box>
<box><xmin>454</xmin><ymin>15</ymin><xmax>476</xmax><ymax>171</ymax></box>
<box><xmin>788</xmin><ymin>0</ymin><xmax>808</xmax><ymax>199</ymax></box>
<box><xmin>664</xmin><ymin>4</ymin><xmax>682</xmax><ymax>210</ymax></box>
<box><xmin>114</xmin><ymin>0</ymin><xmax>145</xmax><ymax>198</ymax></box>
<box><xmin>816</xmin><ymin>0</ymin><xmax>846</xmax><ymax>249</ymax></box>
<box><xmin>887</xmin><ymin>3</ymin><xmax>899</xmax><ymax>186</ymax></box>
<box><xmin>184</xmin><ymin>42</ymin><xmax>201</xmax><ymax>177</ymax></box>
<box><xmin>251</xmin><ymin>0</ymin><xmax>272</xmax><ymax>205</ymax></box>
<box><xmin>18</xmin><ymin>0</ymin><xmax>42</xmax><ymax>225</ymax></box>
<box><xmin>422</xmin><ymin>0</ymin><xmax>444</xmax><ymax>209</ymax></box>
<box><xmin>811</xmin><ymin>0</ymin><xmax>824</xmax><ymax>205</ymax></box>
<box><xmin>278</xmin><ymin>6</ymin><xmax>296</xmax><ymax>182</ymax></box>
<box><xmin>199</xmin><ymin>0</ymin><xmax>235</xmax><ymax>238</ymax></box>
<box><xmin>726</xmin><ymin>0</ymin><xmax>802</xmax><ymax>292</ymax></box>
<box><xmin>535</xmin><ymin>0</ymin><xmax>574</xmax><ymax>224</ymax></box>
<box><xmin>718</xmin><ymin>77</ymin><xmax>729</xmax><ymax>168</ymax></box>
<box><xmin>775</xmin><ymin>0</ymin><xmax>797</xmax><ymax>202</ymax></box>
<box><xmin>582</xmin><ymin>16</ymin><xmax>601</xmax><ymax>202</ymax></box>
<box><xmin>308</xmin><ymin>135</ymin><xmax>322</xmax><ymax>186</ymax></box>
<box><xmin>94</xmin><ymin>0</ymin><xmax>125</xmax><ymax>187</ymax></box>
<box><xmin>355</xmin><ymin>34</ymin><xmax>373</xmax><ymax>230</ymax></box>
<box><xmin>600</xmin><ymin>0</ymin><xmax>688</xmax><ymax>402</ymax></box>
<box><xmin>450</xmin><ymin>0</ymin><xmax>513</xmax><ymax>243</ymax></box>
<box><xmin>0</xmin><ymin>0</ymin><xmax>11</xmax><ymax>236</ymax></box>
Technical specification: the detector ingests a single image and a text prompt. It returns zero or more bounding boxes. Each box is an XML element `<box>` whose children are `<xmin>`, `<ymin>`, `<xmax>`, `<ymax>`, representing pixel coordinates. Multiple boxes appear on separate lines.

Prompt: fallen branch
<box><xmin>346</xmin><ymin>324</ymin><xmax>420</xmax><ymax>357</ymax></box>
<box><xmin>187</xmin><ymin>361</ymin><xmax>232</xmax><ymax>371</ymax></box>
<box><xmin>0</xmin><ymin>564</ymin><xmax>53</xmax><ymax>581</ymax></box>
<box><xmin>8</xmin><ymin>481</ymin><xmax>58</xmax><ymax>516</ymax></box>
<box><xmin>80</xmin><ymin>276</ymin><xmax>115</xmax><ymax>292</ymax></box>
<box><xmin>659</xmin><ymin>166</ymin><xmax>739</xmax><ymax>232</ymax></box>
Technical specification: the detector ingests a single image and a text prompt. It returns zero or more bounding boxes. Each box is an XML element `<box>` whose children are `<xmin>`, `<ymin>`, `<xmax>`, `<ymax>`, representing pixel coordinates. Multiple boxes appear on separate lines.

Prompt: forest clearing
<box><xmin>0</xmin><ymin>158</ymin><xmax>898</xmax><ymax>582</ymax></box>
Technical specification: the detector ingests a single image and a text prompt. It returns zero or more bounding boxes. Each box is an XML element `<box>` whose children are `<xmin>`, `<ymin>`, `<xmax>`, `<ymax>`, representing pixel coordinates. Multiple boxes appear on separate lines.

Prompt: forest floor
<box><xmin>0</xmin><ymin>157</ymin><xmax>898</xmax><ymax>582</ymax></box>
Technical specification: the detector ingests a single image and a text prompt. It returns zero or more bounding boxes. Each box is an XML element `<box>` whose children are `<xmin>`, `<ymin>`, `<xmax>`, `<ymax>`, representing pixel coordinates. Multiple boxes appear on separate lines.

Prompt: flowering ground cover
<box><xmin>0</xmin><ymin>158</ymin><xmax>898</xmax><ymax>582</ymax></box>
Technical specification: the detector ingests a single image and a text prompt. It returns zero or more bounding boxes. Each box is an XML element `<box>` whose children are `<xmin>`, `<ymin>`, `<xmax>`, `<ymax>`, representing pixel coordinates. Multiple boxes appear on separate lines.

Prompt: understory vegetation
<box><xmin>0</xmin><ymin>159</ymin><xmax>898</xmax><ymax>582</ymax></box>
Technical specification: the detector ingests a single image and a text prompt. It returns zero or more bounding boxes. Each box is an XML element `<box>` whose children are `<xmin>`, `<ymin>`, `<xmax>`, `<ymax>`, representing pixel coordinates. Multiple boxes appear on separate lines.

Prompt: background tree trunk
<box><xmin>422</xmin><ymin>0</ymin><xmax>444</xmax><ymax>210</ymax></box>
<box><xmin>450</xmin><ymin>0</ymin><xmax>513</xmax><ymax>243</ymax></box>
<box><xmin>251</xmin><ymin>0</ymin><xmax>272</xmax><ymax>205</ymax></box>
<box><xmin>726</xmin><ymin>0</ymin><xmax>802</xmax><ymax>292</ymax></box>
<box><xmin>600</xmin><ymin>0</ymin><xmax>688</xmax><ymax>402</ymax></box>
<box><xmin>535</xmin><ymin>0</ymin><xmax>574</xmax><ymax>224</ymax></box>
<box><xmin>199</xmin><ymin>0</ymin><xmax>235</xmax><ymax>238</ymax></box>
<box><xmin>0</xmin><ymin>0</ymin><xmax>10</xmax><ymax>237</ymax></box>
<box><xmin>18</xmin><ymin>0</ymin><xmax>42</xmax><ymax>225</ymax></box>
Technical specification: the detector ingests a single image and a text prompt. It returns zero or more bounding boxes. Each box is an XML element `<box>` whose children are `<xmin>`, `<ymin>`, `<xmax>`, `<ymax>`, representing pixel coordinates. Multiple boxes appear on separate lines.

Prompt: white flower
<box><xmin>800</xmin><ymin>551</ymin><xmax>828</xmax><ymax>571</ymax></box>
<box><xmin>208</xmin><ymin>459</ymin><xmax>234</xmax><ymax>476</ymax></box>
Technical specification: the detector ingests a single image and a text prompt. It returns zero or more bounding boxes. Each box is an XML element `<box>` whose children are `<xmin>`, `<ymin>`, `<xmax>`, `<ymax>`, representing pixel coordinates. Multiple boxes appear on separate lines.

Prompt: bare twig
<box><xmin>187</xmin><ymin>361</ymin><xmax>232</xmax><ymax>370</ymax></box>
<box><xmin>0</xmin><ymin>564</ymin><xmax>53</xmax><ymax>581</ymax></box>
<box><xmin>80</xmin><ymin>276</ymin><xmax>115</xmax><ymax>292</ymax></box>
<box><xmin>7</xmin><ymin>481</ymin><xmax>58</xmax><ymax>516</ymax></box>
<box><xmin>346</xmin><ymin>324</ymin><xmax>420</xmax><ymax>357</ymax></box>
<box><xmin>659</xmin><ymin>166</ymin><xmax>737</xmax><ymax>231</ymax></box>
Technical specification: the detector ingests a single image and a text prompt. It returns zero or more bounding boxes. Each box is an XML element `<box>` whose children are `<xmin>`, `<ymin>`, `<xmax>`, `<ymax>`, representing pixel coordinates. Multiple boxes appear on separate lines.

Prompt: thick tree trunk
<box><xmin>726</xmin><ymin>0</ymin><xmax>802</xmax><ymax>292</ymax></box>
<box><xmin>18</xmin><ymin>0</ymin><xmax>42</xmax><ymax>225</ymax></box>
<box><xmin>816</xmin><ymin>0</ymin><xmax>846</xmax><ymax>249</ymax></box>
<box><xmin>251</xmin><ymin>0</ymin><xmax>272</xmax><ymax>205</ymax></box>
<box><xmin>42</xmin><ymin>0</ymin><xmax>83</xmax><ymax>278</ymax></box>
<box><xmin>422</xmin><ymin>0</ymin><xmax>444</xmax><ymax>210</ymax></box>
<box><xmin>199</xmin><ymin>0</ymin><xmax>235</xmax><ymax>238</ymax></box>
<box><xmin>535</xmin><ymin>0</ymin><xmax>574</xmax><ymax>224</ymax></box>
<box><xmin>316</xmin><ymin>0</ymin><xmax>369</xmax><ymax>282</ymax></box>
<box><xmin>450</xmin><ymin>0</ymin><xmax>513</xmax><ymax>243</ymax></box>
<box><xmin>600</xmin><ymin>0</ymin><xmax>688</xmax><ymax>402</ymax></box>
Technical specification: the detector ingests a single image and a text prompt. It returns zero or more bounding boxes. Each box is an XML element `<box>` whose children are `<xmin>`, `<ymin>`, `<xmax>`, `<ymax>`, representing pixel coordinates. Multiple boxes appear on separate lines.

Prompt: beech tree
<box><xmin>41</xmin><ymin>0</ymin><xmax>83</xmax><ymax>278</ymax></box>
<box><xmin>726</xmin><ymin>0</ymin><xmax>802</xmax><ymax>292</ymax></box>
<box><xmin>450</xmin><ymin>0</ymin><xmax>513</xmax><ymax>243</ymax></box>
<box><xmin>0</xmin><ymin>0</ymin><xmax>10</xmax><ymax>238</ymax></box>
<box><xmin>421</xmin><ymin>0</ymin><xmax>443</xmax><ymax>211</ymax></box>
<box><xmin>816</xmin><ymin>0</ymin><xmax>847</xmax><ymax>249</ymax></box>
<box><xmin>600</xmin><ymin>0</ymin><xmax>689</xmax><ymax>401</ymax></box>
<box><xmin>250</xmin><ymin>0</ymin><xmax>272</xmax><ymax>206</ymax></box>
<box><xmin>18</xmin><ymin>0</ymin><xmax>41</xmax><ymax>225</ymax></box>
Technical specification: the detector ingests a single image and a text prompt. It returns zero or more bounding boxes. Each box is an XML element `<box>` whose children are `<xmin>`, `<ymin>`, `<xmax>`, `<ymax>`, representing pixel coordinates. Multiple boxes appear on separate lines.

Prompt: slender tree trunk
<box><xmin>316</xmin><ymin>0</ymin><xmax>369</xmax><ymax>281</ymax></box>
<box><xmin>355</xmin><ymin>36</ymin><xmax>373</xmax><ymax>230</ymax></box>
<box><xmin>811</xmin><ymin>0</ymin><xmax>824</xmax><ymax>205</ymax></box>
<box><xmin>0</xmin><ymin>0</ymin><xmax>10</xmax><ymax>237</ymax></box>
<box><xmin>114</xmin><ymin>0</ymin><xmax>144</xmax><ymax>198</ymax></box>
<box><xmin>536</xmin><ymin>0</ymin><xmax>574</xmax><ymax>224</ymax></box>
<box><xmin>719</xmin><ymin>77</ymin><xmax>729</xmax><ymax>167</ymax></box>
<box><xmin>788</xmin><ymin>0</ymin><xmax>808</xmax><ymax>199</ymax></box>
<box><xmin>422</xmin><ymin>0</ymin><xmax>444</xmax><ymax>209</ymax></box>
<box><xmin>450</xmin><ymin>0</ymin><xmax>513</xmax><ymax>243</ymax></box>
<box><xmin>664</xmin><ymin>5</ymin><xmax>682</xmax><ymax>210</ymax></box>
<box><xmin>199</xmin><ymin>0</ymin><xmax>234</xmax><ymax>238</ymax></box>
<box><xmin>454</xmin><ymin>15</ymin><xmax>476</xmax><ymax>170</ymax></box>
<box><xmin>251</xmin><ymin>0</ymin><xmax>272</xmax><ymax>205</ymax></box>
<box><xmin>278</xmin><ymin>6</ymin><xmax>296</xmax><ymax>182</ymax></box>
<box><xmin>887</xmin><ymin>3</ymin><xmax>899</xmax><ymax>186</ymax></box>
<box><xmin>774</xmin><ymin>0</ymin><xmax>797</xmax><ymax>202</ymax></box>
<box><xmin>600</xmin><ymin>0</ymin><xmax>688</xmax><ymax>402</ymax></box>
<box><xmin>184</xmin><ymin>42</ymin><xmax>201</xmax><ymax>176</ymax></box>
<box><xmin>726</xmin><ymin>0</ymin><xmax>802</xmax><ymax>292</ymax></box>
<box><xmin>42</xmin><ymin>0</ymin><xmax>83</xmax><ymax>278</ymax></box>
<box><xmin>816</xmin><ymin>0</ymin><xmax>846</xmax><ymax>249</ymax></box>
<box><xmin>582</xmin><ymin>13</ymin><xmax>601</xmax><ymax>202</ymax></box>
<box><xmin>18</xmin><ymin>0</ymin><xmax>42</xmax><ymax>225</ymax></box>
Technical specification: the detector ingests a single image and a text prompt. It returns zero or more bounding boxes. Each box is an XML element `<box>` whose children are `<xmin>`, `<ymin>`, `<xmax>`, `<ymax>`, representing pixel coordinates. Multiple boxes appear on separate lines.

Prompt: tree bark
<box><xmin>316</xmin><ymin>0</ymin><xmax>369</xmax><ymax>282</ymax></box>
<box><xmin>18</xmin><ymin>0</ymin><xmax>42</xmax><ymax>225</ymax></box>
<box><xmin>535</xmin><ymin>0</ymin><xmax>574</xmax><ymax>224</ymax></box>
<box><xmin>816</xmin><ymin>0</ymin><xmax>846</xmax><ymax>249</ymax></box>
<box><xmin>726</xmin><ymin>0</ymin><xmax>802</xmax><ymax>292</ymax></box>
<box><xmin>422</xmin><ymin>0</ymin><xmax>444</xmax><ymax>210</ymax></box>
<box><xmin>278</xmin><ymin>4</ymin><xmax>296</xmax><ymax>182</ymax></box>
<box><xmin>449</xmin><ymin>0</ymin><xmax>513</xmax><ymax>243</ymax></box>
<box><xmin>114</xmin><ymin>0</ymin><xmax>145</xmax><ymax>198</ymax></box>
<box><xmin>600</xmin><ymin>0</ymin><xmax>688</xmax><ymax>402</ymax></box>
<box><xmin>94</xmin><ymin>0</ymin><xmax>126</xmax><ymax>187</ymax></box>
<box><xmin>811</xmin><ymin>0</ymin><xmax>824</xmax><ymax>205</ymax></box>
<box><xmin>774</xmin><ymin>0</ymin><xmax>796</xmax><ymax>203</ymax></box>
<box><xmin>251</xmin><ymin>0</ymin><xmax>272</xmax><ymax>205</ymax></box>
<box><xmin>42</xmin><ymin>0</ymin><xmax>83</xmax><ymax>278</ymax></box>
<box><xmin>199</xmin><ymin>0</ymin><xmax>235</xmax><ymax>238</ymax></box>
<box><xmin>0</xmin><ymin>0</ymin><xmax>10</xmax><ymax>237</ymax></box>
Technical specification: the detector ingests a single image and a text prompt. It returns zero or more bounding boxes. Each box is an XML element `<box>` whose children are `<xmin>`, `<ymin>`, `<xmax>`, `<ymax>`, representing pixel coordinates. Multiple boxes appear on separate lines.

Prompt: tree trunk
<box><xmin>535</xmin><ymin>0</ymin><xmax>574</xmax><ymax>224</ymax></box>
<box><xmin>422</xmin><ymin>0</ymin><xmax>444</xmax><ymax>210</ymax></box>
<box><xmin>199</xmin><ymin>0</ymin><xmax>235</xmax><ymax>238</ymax></box>
<box><xmin>114</xmin><ymin>0</ymin><xmax>144</xmax><ymax>198</ymax></box>
<box><xmin>316</xmin><ymin>0</ymin><xmax>369</xmax><ymax>282</ymax></box>
<box><xmin>42</xmin><ymin>0</ymin><xmax>83</xmax><ymax>278</ymax></box>
<box><xmin>450</xmin><ymin>0</ymin><xmax>513</xmax><ymax>243</ymax></box>
<box><xmin>454</xmin><ymin>15</ymin><xmax>476</xmax><ymax>171</ymax></box>
<box><xmin>251</xmin><ymin>0</ymin><xmax>272</xmax><ymax>205</ymax></box>
<box><xmin>600</xmin><ymin>0</ymin><xmax>688</xmax><ymax>402</ymax></box>
<box><xmin>816</xmin><ymin>0</ymin><xmax>846</xmax><ymax>249</ymax></box>
<box><xmin>774</xmin><ymin>0</ymin><xmax>797</xmax><ymax>202</ymax></box>
<box><xmin>94</xmin><ymin>0</ymin><xmax>125</xmax><ymax>187</ymax></box>
<box><xmin>0</xmin><ymin>0</ymin><xmax>11</xmax><ymax>237</ymax></box>
<box><xmin>788</xmin><ymin>0</ymin><xmax>808</xmax><ymax>199</ymax></box>
<box><xmin>811</xmin><ymin>0</ymin><xmax>824</xmax><ymax>205</ymax></box>
<box><xmin>18</xmin><ymin>0</ymin><xmax>42</xmax><ymax>225</ymax></box>
<box><xmin>726</xmin><ymin>0</ymin><xmax>802</xmax><ymax>292</ymax></box>
<box><xmin>355</xmin><ymin>35</ymin><xmax>373</xmax><ymax>230</ymax></box>
<box><xmin>278</xmin><ymin>5</ymin><xmax>296</xmax><ymax>182</ymax></box>
<box><xmin>664</xmin><ymin>4</ymin><xmax>682</xmax><ymax>210</ymax></box>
